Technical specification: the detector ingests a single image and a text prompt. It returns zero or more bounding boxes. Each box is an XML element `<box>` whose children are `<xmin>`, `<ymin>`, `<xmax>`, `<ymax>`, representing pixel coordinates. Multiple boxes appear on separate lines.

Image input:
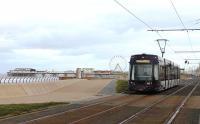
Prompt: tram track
<box><xmin>0</xmin><ymin>79</ymin><xmax>196</xmax><ymax>124</ymax></box>
<box><xmin>0</xmin><ymin>95</ymin><xmax>128</xmax><ymax>124</ymax></box>
<box><xmin>68</xmin><ymin>96</ymin><xmax>148</xmax><ymax>124</ymax></box>
<box><xmin>52</xmin><ymin>79</ymin><xmax>196</xmax><ymax>124</ymax></box>
<box><xmin>164</xmin><ymin>80</ymin><xmax>199</xmax><ymax>124</ymax></box>
<box><xmin>119</xmin><ymin>79</ymin><xmax>199</xmax><ymax>124</ymax></box>
<box><xmin>28</xmin><ymin>80</ymin><xmax>193</xmax><ymax>124</ymax></box>
<box><xmin>23</xmin><ymin>95</ymin><xmax>149</xmax><ymax>124</ymax></box>
<box><xmin>170</xmin><ymin>78</ymin><xmax>200</xmax><ymax>124</ymax></box>
<box><xmin>58</xmin><ymin>80</ymin><xmax>195</xmax><ymax>124</ymax></box>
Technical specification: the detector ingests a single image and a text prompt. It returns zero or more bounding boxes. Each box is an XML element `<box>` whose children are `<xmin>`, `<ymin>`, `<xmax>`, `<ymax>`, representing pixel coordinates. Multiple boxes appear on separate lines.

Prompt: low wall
<box><xmin>0</xmin><ymin>79</ymin><xmax>83</xmax><ymax>98</ymax></box>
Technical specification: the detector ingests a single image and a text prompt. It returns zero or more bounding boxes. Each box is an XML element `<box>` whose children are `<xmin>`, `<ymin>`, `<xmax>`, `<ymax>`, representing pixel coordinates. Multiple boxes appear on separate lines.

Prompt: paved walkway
<box><xmin>0</xmin><ymin>79</ymin><xmax>112</xmax><ymax>104</ymax></box>
<box><xmin>98</xmin><ymin>79</ymin><xmax>116</xmax><ymax>95</ymax></box>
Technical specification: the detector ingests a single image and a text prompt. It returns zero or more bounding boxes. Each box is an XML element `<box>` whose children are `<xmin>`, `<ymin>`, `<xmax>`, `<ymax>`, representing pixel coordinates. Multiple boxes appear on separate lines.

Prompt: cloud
<box><xmin>0</xmin><ymin>0</ymin><xmax>200</xmax><ymax>73</ymax></box>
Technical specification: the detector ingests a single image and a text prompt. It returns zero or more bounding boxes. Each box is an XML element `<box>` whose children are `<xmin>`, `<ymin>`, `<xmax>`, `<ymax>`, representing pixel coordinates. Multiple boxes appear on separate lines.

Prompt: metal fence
<box><xmin>0</xmin><ymin>76</ymin><xmax>59</xmax><ymax>84</ymax></box>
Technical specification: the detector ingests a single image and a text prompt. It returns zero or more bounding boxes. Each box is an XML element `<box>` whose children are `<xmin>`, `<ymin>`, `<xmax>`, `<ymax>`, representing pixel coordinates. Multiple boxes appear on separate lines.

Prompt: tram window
<box><xmin>154</xmin><ymin>65</ymin><xmax>159</xmax><ymax>80</ymax></box>
<box><xmin>175</xmin><ymin>67</ymin><xmax>177</xmax><ymax>79</ymax></box>
<box><xmin>131</xmin><ymin>65</ymin><xmax>134</xmax><ymax>80</ymax></box>
<box><xmin>128</xmin><ymin>64</ymin><xmax>131</xmax><ymax>80</ymax></box>
<box><xmin>134</xmin><ymin>64</ymin><xmax>152</xmax><ymax>80</ymax></box>
<box><xmin>159</xmin><ymin>65</ymin><xmax>164</xmax><ymax>80</ymax></box>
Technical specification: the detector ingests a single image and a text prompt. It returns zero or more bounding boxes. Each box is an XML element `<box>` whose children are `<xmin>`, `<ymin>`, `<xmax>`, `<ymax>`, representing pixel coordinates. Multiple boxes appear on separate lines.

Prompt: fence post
<box><xmin>43</xmin><ymin>77</ymin><xmax>46</xmax><ymax>82</ymax></box>
<box><xmin>13</xmin><ymin>77</ymin><xmax>18</xmax><ymax>83</ymax></box>
<box><xmin>0</xmin><ymin>76</ymin><xmax>4</xmax><ymax>84</ymax></box>
<box><xmin>24</xmin><ymin>77</ymin><xmax>29</xmax><ymax>83</ymax></box>
<box><xmin>15</xmin><ymin>77</ymin><xmax>18</xmax><ymax>84</ymax></box>
<box><xmin>40</xmin><ymin>77</ymin><xmax>43</xmax><ymax>82</ymax></box>
<box><xmin>29</xmin><ymin>77</ymin><xmax>32</xmax><ymax>83</ymax></box>
<box><xmin>33</xmin><ymin>77</ymin><xmax>36</xmax><ymax>83</ymax></box>
<box><xmin>49</xmin><ymin>77</ymin><xmax>51</xmax><ymax>82</ymax></box>
<box><xmin>37</xmin><ymin>77</ymin><xmax>40</xmax><ymax>83</ymax></box>
<box><xmin>3</xmin><ymin>76</ymin><xmax>7</xmax><ymax>84</ymax></box>
<box><xmin>8</xmin><ymin>77</ymin><xmax>12</xmax><ymax>84</ymax></box>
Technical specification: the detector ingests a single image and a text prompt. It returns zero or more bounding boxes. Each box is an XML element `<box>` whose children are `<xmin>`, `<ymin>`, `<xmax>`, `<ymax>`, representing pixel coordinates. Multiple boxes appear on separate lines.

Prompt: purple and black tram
<box><xmin>128</xmin><ymin>54</ymin><xmax>180</xmax><ymax>92</ymax></box>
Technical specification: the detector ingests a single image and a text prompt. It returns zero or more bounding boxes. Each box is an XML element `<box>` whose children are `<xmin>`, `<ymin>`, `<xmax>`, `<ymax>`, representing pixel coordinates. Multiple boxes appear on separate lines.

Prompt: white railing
<box><xmin>0</xmin><ymin>76</ymin><xmax>59</xmax><ymax>84</ymax></box>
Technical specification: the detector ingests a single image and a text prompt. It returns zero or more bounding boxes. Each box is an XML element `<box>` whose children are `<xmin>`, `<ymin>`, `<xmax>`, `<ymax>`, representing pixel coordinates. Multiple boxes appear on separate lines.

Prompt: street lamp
<box><xmin>156</xmin><ymin>39</ymin><xmax>168</xmax><ymax>58</ymax></box>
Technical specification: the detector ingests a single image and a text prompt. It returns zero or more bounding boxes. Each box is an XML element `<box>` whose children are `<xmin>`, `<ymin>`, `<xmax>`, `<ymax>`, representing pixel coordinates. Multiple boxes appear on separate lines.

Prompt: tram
<box><xmin>128</xmin><ymin>54</ymin><xmax>180</xmax><ymax>92</ymax></box>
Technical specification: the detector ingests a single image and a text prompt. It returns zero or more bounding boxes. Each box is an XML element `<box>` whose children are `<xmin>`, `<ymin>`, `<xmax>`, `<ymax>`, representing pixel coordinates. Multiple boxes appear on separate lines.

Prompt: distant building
<box><xmin>7</xmin><ymin>67</ymin><xmax>128</xmax><ymax>80</ymax></box>
<box><xmin>76</xmin><ymin>68</ymin><xmax>82</xmax><ymax>79</ymax></box>
<box><xmin>94</xmin><ymin>70</ymin><xmax>111</xmax><ymax>75</ymax></box>
<box><xmin>7</xmin><ymin>68</ymin><xmax>38</xmax><ymax>76</ymax></box>
<box><xmin>82</xmin><ymin>68</ymin><xmax>94</xmax><ymax>72</ymax></box>
<box><xmin>59</xmin><ymin>70</ymin><xmax>76</xmax><ymax>79</ymax></box>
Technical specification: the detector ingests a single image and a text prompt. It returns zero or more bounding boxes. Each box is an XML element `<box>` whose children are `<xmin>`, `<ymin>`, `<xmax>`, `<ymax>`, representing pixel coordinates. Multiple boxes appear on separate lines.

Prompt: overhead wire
<box><xmin>169</xmin><ymin>0</ymin><xmax>196</xmax><ymax>53</ymax></box>
<box><xmin>169</xmin><ymin>0</ymin><xmax>186</xmax><ymax>29</ymax></box>
<box><xmin>189</xmin><ymin>19</ymin><xmax>200</xmax><ymax>28</ymax></box>
<box><xmin>114</xmin><ymin>0</ymin><xmax>185</xmax><ymax>62</ymax></box>
<box><xmin>114</xmin><ymin>0</ymin><xmax>163</xmax><ymax>38</ymax></box>
<box><xmin>169</xmin><ymin>0</ymin><xmax>197</xmax><ymax>69</ymax></box>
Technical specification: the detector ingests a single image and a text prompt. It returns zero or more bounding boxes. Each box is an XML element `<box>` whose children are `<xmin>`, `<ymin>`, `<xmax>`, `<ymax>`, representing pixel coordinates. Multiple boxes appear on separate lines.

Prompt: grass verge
<box><xmin>0</xmin><ymin>102</ymin><xmax>68</xmax><ymax>117</ymax></box>
<box><xmin>116</xmin><ymin>80</ymin><xmax>128</xmax><ymax>93</ymax></box>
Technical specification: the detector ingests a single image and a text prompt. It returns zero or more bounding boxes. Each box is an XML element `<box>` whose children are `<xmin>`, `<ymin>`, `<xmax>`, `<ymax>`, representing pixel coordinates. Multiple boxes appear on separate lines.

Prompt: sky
<box><xmin>0</xmin><ymin>0</ymin><xmax>200</xmax><ymax>73</ymax></box>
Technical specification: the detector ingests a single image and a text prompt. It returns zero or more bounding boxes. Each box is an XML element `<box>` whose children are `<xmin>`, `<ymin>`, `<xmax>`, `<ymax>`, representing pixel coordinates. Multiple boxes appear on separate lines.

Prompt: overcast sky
<box><xmin>0</xmin><ymin>0</ymin><xmax>200</xmax><ymax>73</ymax></box>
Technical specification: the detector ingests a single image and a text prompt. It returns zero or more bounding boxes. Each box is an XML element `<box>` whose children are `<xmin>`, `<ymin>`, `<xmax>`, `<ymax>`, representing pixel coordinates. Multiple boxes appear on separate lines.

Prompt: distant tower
<box><xmin>76</xmin><ymin>68</ymin><xmax>82</xmax><ymax>79</ymax></box>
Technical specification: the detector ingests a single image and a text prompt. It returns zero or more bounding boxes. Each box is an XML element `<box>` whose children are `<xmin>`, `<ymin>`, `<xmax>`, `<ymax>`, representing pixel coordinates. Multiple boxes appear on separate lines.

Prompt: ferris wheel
<box><xmin>109</xmin><ymin>56</ymin><xmax>127</xmax><ymax>72</ymax></box>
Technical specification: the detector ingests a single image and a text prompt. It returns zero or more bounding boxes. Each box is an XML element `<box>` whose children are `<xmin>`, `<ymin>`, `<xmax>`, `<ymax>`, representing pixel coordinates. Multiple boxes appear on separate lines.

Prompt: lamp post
<box><xmin>156</xmin><ymin>39</ymin><xmax>168</xmax><ymax>58</ymax></box>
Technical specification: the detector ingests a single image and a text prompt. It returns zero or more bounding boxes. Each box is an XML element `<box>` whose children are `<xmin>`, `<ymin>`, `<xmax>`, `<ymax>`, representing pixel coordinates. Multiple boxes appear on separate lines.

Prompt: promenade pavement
<box><xmin>0</xmin><ymin>79</ymin><xmax>112</xmax><ymax>104</ymax></box>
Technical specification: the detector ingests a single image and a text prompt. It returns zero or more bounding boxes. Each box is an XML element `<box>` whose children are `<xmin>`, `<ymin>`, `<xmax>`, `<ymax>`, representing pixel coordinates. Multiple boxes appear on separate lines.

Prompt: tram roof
<box><xmin>130</xmin><ymin>54</ymin><xmax>179</xmax><ymax>67</ymax></box>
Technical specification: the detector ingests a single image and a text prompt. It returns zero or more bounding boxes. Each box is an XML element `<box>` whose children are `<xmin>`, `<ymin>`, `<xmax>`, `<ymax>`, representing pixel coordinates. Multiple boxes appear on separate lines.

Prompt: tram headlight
<box><xmin>130</xmin><ymin>82</ymin><xmax>135</xmax><ymax>85</ymax></box>
<box><xmin>146</xmin><ymin>82</ymin><xmax>150</xmax><ymax>85</ymax></box>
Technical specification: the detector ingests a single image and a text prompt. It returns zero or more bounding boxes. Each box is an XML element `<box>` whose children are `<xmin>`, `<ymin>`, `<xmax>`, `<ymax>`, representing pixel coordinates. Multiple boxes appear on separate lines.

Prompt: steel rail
<box><xmin>118</xmin><ymin>80</ymin><xmax>195</xmax><ymax>124</ymax></box>
<box><xmin>19</xmin><ymin>95</ymin><xmax>127</xmax><ymax>124</ymax></box>
<box><xmin>69</xmin><ymin>95</ymin><xmax>147</xmax><ymax>124</ymax></box>
<box><xmin>165</xmin><ymin>81</ymin><xmax>199</xmax><ymax>124</ymax></box>
<box><xmin>67</xmin><ymin>81</ymin><xmax>191</xmax><ymax>124</ymax></box>
<box><xmin>0</xmin><ymin>95</ymin><xmax>121</xmax><ymax>122</ymax></box>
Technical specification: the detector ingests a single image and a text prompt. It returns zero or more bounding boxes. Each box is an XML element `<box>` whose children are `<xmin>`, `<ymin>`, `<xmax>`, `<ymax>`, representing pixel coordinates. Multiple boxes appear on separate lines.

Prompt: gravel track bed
<box><xmin>71</xmin><ymin>106</ymin><xmax>143</xmax><ymax>124</ymax></box>
<box><xmin>67</xmin><ymin>95</ymin><xmax>162</xmax><ymax>124</ymax></box>
<box><xmin>119</xmin><ymin>79</ymin><xmax>198</xmax><ymax>124</ymax></box>
<box><xmin>192</xmin><ymin>86</ymin><xmax>200</xmax><ymax>96</ymax></box>
<box><xmin>126</xmin><ymin>96</ymin><xmax>184</xmax><ymax>124</ymax></box>
<box><xmin>173</xmin><ymin>79</ymin><xmax>200</xmax><ymax>123</ymax></box>
<box><xmin>74</xmin><ymin>79</ymin><xmax>199</xmax><ymax>124</ymax></box>
<box><xmin>26</xmin><ymin>95</ymin><xmax>148</xmax><ymax>124</ymax></box>
<box><xmin>174</xmin><ymin>85</ymin><xmax>195</xmax><ymax>96</ymax></box>
<box><xmin>0</xmin><ymin>95</ymin><xmax>129</xmax><ymax>124</ymax></box>
<box><xmin>173</xmin><ymin>108</ymin><xmax>200</xmax><ymax>124</ymax></box>
<box><xmin>0</xmin><ymin>104</ymin><xmax>83</xmax><ymax>124</ymax></box>
<box><xmin>40</xmin><ymin>104</ymin><xmax>113</xmax><ymax>124</ymax></box>
<box><xmin>173</xmin><ymin>79</ymin><xmax>198</xmax><ymax>96</ymax></box>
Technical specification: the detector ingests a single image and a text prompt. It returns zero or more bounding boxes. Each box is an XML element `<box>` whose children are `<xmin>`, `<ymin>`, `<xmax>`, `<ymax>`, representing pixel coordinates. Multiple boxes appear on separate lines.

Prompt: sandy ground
<box><xmin>0</xmin><ymin>79</ymin><xmax>112</xmax><ymax>104</ymax></box>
